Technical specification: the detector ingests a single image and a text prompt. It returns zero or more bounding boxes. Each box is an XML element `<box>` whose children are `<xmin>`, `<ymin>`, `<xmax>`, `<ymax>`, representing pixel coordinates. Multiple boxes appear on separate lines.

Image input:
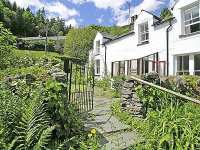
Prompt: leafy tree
<box><xmin>0</xmin><ymin>22</ymin><xmax>16</xmax><ymax>69</ymax></box>
<box><xmin>64</xmin><ymin>27</ymin><xmax>96</xmax><ymax>61</ymax></box>
<box><xmin>160</xmin><ymin>8</ymin><xmax>173</xmax><ymax>21</ymax></box>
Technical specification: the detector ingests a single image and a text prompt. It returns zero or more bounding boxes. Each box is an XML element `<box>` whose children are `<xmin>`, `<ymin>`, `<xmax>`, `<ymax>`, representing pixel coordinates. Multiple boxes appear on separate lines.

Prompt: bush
<box><xmin>112</xmin><ymin>75</ymin><xmax>126</xmax><ymax>98</ymax></box>
<box><xmin>0</xmin><ymin>22</ymin><xmax>16</xmax><ymax>70</ymax></box>
<box><xmin>17</xmin><ymin>39</ymin><xmax>56</xmax><ymax>52</ymax></box>
<box><xmin>95</xmin><ymin>77</ymin><xmax>111</xmax><ymax>91</ymax></box>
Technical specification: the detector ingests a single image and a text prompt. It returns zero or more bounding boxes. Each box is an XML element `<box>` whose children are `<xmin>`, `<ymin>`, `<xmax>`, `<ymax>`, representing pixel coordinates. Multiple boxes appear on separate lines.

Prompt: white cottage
<box><xmin>90</xmin><ymin>0</ymin><xmax>200</xmax><ymax>78</ymax></box>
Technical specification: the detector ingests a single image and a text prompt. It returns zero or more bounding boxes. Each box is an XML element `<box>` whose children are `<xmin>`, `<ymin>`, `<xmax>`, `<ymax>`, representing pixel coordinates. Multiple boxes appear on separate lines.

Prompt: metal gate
<box><xmin>63</xmin><ymin>57</ymin><xmax>94</xmax><ymax>113</ymax></box>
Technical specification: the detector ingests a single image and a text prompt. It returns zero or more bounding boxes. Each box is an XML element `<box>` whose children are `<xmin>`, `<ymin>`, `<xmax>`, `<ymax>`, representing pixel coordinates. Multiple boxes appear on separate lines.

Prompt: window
<box><xmin>184</xmin><ymin>5</ymin><xmax>200</xmax><ymax>35</ymax></box>
<box><xmin>112</xmin><ymin>62</ymin><xmax>119</xmax><ymax>76</ymax></box>
<box><xmin>119</xmin><ymin>61</ymin><xmax>125</xmax><ymax>75</ymax></box>
<box><xmin>194</xmin><ymin>54</ymin><xmax>200</xmax><ymax>75</ymax></box>
<box><xmin>138</xmin><ymin>22</ymin><xmax>149</xmax><ymax>44</ymax></box>
<box><xmin>96</xmin><ymin>40</ymin><xmax>100</xmax><ymax>54</ymax></box>
<box><xmin>177</xmin><ymin>55</ymin><xmax>189</xmax><ymax>75</ymax></box>
<box><xmin>95</xmin><ymin>60</ymin><xmax>100</xmax><ymax>75</ymax></box>
<box><xmin>128</xmin><ymin>60</ymin><xmax>137</xmax><ymax>75</ymax></box>
<box><xmin>111</xmin><ymin>61</ymin><xmax>125</xmax><ymax>76</ymax></box>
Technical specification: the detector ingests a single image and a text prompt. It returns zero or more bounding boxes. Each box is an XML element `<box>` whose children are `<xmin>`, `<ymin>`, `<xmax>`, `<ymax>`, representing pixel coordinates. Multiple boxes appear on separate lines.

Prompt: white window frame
<box><xmin>176</xmin><ymin>55</ymin><xmax>190</xmax><ymax>75</ymax></box>
<box><xmin>138</xmin><ymin>22</ymin><xmax>149</xmax><ymax>44</ymax></box>
<box><xmin>96</xmin><ymin>40</ymin><xmax>100</xmax><ymax>54</ymax></box>
<box><xmin>183</xmin><ymin>4</ymin><xmax>200</xmax><ymax>35</ymax></box>
<box><xmin>95</xmin><ymin>60</ymin><xmax>100</xmax><ymax>75</ymax></box>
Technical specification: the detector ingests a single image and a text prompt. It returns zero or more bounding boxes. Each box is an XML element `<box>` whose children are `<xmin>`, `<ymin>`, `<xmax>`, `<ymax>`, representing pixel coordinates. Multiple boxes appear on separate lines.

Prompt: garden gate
<box><xmin>62</xmin><ymin>57</ymin><xmax>94</xmax><ymax>113</ymax></box>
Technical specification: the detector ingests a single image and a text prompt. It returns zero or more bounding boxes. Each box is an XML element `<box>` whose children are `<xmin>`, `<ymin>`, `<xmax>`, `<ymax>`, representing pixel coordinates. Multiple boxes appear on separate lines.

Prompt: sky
<box><xmin>9</xmin><ymin>0</ymin><xmax>174</xmax><ymax>27</ymax></box>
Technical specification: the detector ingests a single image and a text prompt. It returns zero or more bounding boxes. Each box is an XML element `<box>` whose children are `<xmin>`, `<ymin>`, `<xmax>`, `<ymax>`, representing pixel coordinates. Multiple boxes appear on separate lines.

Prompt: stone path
<box><xmin>84</xmin><ymin>98</ymin><xmax>140</xmax><ymax>150</ymax></box>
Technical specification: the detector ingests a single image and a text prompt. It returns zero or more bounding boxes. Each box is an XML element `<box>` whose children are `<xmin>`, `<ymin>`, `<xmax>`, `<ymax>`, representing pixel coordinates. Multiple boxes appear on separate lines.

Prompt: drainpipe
<box><xmin>166</xmin><ymin>20</ymin><xmax>172</xmax><ymax>76</ymax></box>
<box><xmin>104</xmin><ymin>44</ymin><xmax>107</xmax><ymax>76</ymax></box>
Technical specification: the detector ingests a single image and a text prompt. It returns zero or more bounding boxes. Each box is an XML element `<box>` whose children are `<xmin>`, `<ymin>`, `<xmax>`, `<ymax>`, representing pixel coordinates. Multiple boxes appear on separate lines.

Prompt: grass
<box><xmin>0</xmin><ymin>66</ymin><xmax>49</xmax><ymax>81</ymax></box>
<box><xmin>94</xmin><ymin>87</ymin><xmax>115</xmax><ymax>99</ymax></box>
<box><xmin>14</xmin><ymin>50</ymin><xmax>59</xmax><ymax>59</ymax></box>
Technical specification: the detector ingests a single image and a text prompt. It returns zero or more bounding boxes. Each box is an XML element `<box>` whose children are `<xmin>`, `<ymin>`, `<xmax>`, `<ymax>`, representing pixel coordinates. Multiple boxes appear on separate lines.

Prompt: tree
<box><xmin>64</xmin><ymin>27</ymin><xmax>96</xmax><ymax>62</ymax></box>
<box><xmin>0</xmin><ymin>22</ymin><xmax>16</xmax><ymax>69</ymax></box>
<box><xmin>160</xmin><ymin>8</ymin><xmax>173</xmax><ymax>21</ymax></box>
<box><xmin>22</xmin><ymin>9</ymin><xmax>35</xmax><ymax>36</ymax></box>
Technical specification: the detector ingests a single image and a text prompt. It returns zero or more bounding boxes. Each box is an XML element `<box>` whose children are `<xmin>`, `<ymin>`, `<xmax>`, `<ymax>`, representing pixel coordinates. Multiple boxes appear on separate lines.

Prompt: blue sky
<box><xmin>9</xmin><ymin>0</ymin><xmax>172</xmax><ymax>27</ymax></box>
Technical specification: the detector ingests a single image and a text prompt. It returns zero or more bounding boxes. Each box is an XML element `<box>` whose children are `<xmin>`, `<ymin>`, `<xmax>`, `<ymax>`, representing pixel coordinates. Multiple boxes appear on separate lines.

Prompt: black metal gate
<box><xmin>63</xmin><ymin>57</ymin><xmax>94</xmax><ymax>113</ymax></box>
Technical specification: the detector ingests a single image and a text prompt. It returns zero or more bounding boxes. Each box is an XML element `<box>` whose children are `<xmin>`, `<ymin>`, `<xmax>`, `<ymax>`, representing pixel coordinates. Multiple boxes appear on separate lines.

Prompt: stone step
<box><xmin>85</xmin><ymin>115</ymin><xmax>130</xmax><ymax>134</ymax></box>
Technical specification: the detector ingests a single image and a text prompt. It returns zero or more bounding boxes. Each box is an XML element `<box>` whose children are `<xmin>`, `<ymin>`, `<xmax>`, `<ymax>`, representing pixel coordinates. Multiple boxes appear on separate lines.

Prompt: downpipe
<box><xmin>166</xmin><ymin>20</ymin><xmax>172</xmax><ymax>76</ymax></box>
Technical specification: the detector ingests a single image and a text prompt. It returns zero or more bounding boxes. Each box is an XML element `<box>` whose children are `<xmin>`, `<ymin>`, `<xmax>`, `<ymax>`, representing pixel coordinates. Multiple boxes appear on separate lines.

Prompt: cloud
<box><xmin>8</xmin><ymin>0</ymin><xmax>42</xmax><ymax>8</ymax></box>
<box><xmin>97</xmin><ymin>15</ymin><xmax>104</xmax><ymax>23</ymax></box>
<box><xmin>132</xmin><ymin>0</ymin><xmax>165</xmax><ymax>14</ymax></box>
<box><xmin>9</xmin><ymin>0</ymin><xmax>80</xmax><ymax>27</ymax></box>
<box><xmin>65</xmin><ymin>18</ymin><xmax>79</xmax><ymax>27</ymax></box>
<box><xmin>45</xmin><ymin>2</ymin><xmax>79</xmax><ymax>19</ymax></box>
<box><xmin>70</xmin><ymin>0</ymin><xmax>166</xmax><ymax>26</ymax></box>
<box><xmin>70</xmin><ymin>0</ymin><xmax>85</xmax><ymax>4</ymax></box>
<box><xmin>115</xmin><ymin>0</ymin><xmax>166</xmax><ymax>26</ymax></box>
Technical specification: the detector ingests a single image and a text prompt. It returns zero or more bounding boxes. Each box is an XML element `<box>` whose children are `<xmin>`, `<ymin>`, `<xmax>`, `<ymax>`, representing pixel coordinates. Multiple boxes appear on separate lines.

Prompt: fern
<box><xmin>34</xmin><ymin>126</ymin><xmax>56</xmax><ymax>150</ymax></box>
<box><xmin>8</xmin><ymin>102</ymin><xmax>51</xmax><ymax>150</ymax></box>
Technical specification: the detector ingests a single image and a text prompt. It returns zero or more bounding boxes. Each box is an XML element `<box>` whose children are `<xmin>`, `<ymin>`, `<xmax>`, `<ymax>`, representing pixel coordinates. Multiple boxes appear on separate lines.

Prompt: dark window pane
<box><xmin>195</xmin><ymin>54</ymin><xmax>200</xmax><ymax>70</ymax></box>
<box><xmin>177</xmin><ymin>56</ymin><xmax>182</xmax><ymax>71</ymax></box>
<box><xmin>183</xmin><ymin>56</ymin><xmax>189</xmax><ymax>70</ymax></box>
<box><xmin>195</xmin><ymin>72</ymin><xmax>200</xmax><ymax>76</ymax></box>
<box><xmin>191</xmin><ymin>23</ymin><xmax>200</xmax><ymax>33</ymax></box>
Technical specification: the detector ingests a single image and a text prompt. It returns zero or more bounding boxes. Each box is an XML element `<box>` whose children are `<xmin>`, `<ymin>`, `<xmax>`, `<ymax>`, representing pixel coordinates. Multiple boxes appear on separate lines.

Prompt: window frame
<box><xmin>96</xmin><ymin>40</ymin><xmax>101</xmax><ymax>54</ymax></box>
<box><xmin>183</xmin><ymin>4</ymin><xmax>200</xmax><ymax>35</ymax></box>
<box><xmin>138</xmin><ymin>22</ymin><xmax>149</xmax><ymax>44</ymax></box>
<box><xmin>176</xmin><ymin>55</ymin><xmax>190</xmax><ymax>75</ymax></box>
<box><xmin>95</xmin><ymin>59</ymin><xmax>100</xmax><ymax>75</ymax></box>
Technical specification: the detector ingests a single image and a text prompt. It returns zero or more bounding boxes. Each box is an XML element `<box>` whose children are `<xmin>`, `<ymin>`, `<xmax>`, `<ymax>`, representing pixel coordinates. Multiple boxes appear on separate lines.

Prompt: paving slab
<box><xmin>84</xmin><ymin>97</ymin><xmax>140</xmax><ymax>150</ymax></box>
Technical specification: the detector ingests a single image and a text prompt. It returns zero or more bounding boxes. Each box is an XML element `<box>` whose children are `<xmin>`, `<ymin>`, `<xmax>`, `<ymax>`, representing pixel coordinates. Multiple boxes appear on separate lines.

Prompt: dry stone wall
<box><xmin>121</xmin><ymin>79</ymin><xmax>144</xmax><ymax>118</ymax></box>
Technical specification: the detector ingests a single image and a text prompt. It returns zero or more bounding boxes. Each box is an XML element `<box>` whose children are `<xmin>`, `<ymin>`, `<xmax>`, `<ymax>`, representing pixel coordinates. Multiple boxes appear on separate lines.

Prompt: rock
<box><xmin>122</xmin><ymin>94</ymin><xmax>132</xmax><ymax>99</ymax></box>
<box><xmin>143</xmin><ymin>72</ymin><xmax>160</xmax><ymax>84</ymax></box>
<box><xmin>123</xmin><ymin>82</ymin><xmax>134</xmax><ymax>88</ymax></box>
<box><xmin>121</xmin><ymin>79</ymin><xmax>144</xmax><ymax>118</ymax></box>
<box><xmin>15</xmin><ymin>74</ymin><xmax>24</xmax><ymax>80</ymax></box>
<box><xmin>48</xmin><ymin>67</ymin><xmax>63</xmax><ymax>75</ymax></box>
<box><xmin>52</xmin><ymin>72</ymin><xmax>67</xmax><ymax>83</ymax></box>
<box><xmin>5</xmin><ymin>76</ymin><xmax>13</xmax><ymax>83</ymax></box>
<box><xmin>26</xmin><ymin>74</ymin><xmax>36</xmax><ymax>84</ymax></box>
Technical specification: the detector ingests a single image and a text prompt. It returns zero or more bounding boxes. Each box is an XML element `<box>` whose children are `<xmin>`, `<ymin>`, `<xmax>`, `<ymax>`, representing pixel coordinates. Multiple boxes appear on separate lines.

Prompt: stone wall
<box><xmin>121</xmin><ymin>79</ymin><xmax>144</xmax><ymax>118</ymax></box>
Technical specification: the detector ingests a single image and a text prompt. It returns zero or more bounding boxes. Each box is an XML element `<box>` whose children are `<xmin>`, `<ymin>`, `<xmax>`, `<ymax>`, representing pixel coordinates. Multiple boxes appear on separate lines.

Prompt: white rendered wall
<box><xmin>105</xmin><ymin>12</ymin><xmax>169</xmax><ymax>76</ymax></box>
<box><xmin>169</xmin><ymin>0</ymin><xmax>200</xmax><ymax>75</ymax></box>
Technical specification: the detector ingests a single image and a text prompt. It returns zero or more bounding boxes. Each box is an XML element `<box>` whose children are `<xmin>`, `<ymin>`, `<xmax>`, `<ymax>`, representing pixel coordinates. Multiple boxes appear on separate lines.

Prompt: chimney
<box><xmin>130</xmin><ymin>15</ymin><xmax>138</xmax><ymax>31</ymax></box>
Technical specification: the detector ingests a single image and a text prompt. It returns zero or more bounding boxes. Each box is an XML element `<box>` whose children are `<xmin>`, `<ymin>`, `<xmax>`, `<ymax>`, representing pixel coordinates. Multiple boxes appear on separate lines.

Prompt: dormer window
<box><xmin>138</xmin><ymin>22</ymin><xmax>149</xmax><ymax>44</ymax></box>
<box><xmin>96</xmin><ymin>40</ymin><xmax>100</xmax><ymax>54</ymax></box>
<box><xmin>183</xmin><ymin>4</ymin><xmax>200</xmax><ymax>35</ymax></box>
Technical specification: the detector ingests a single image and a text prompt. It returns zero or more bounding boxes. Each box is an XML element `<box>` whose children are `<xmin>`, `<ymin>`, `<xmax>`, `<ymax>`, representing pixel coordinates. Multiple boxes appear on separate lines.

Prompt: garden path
<box><xmin>84</xmin><ymin>98</ymin><xmax>139</xmax><ymax>150</ymax></box>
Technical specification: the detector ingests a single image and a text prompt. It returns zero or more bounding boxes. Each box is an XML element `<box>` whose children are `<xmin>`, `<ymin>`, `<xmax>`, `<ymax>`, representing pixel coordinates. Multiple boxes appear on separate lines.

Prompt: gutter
<box><xmin>166</xmin><ymin>20</ymin><xmax>172</xmax><ymax>76</ymax></box>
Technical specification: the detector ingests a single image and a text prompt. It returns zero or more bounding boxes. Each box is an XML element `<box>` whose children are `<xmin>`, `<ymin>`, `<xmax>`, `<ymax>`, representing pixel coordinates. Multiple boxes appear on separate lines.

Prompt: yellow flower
<box><xmin>91</xmin><ymin>128</ymin><xmax>96</xmax><ymax>135</ymax></box>
<box><xmin>88</xmin><ymin>133</ymin><xmax>92</xmax><ymax>138</ymax></box>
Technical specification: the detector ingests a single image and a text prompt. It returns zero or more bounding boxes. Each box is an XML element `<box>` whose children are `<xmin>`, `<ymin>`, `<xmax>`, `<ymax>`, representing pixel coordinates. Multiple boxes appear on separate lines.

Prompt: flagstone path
<box><xmin>84</xmin><ymin>98</ymin><xmax>140</xmax><ymax>150</ymax></box>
